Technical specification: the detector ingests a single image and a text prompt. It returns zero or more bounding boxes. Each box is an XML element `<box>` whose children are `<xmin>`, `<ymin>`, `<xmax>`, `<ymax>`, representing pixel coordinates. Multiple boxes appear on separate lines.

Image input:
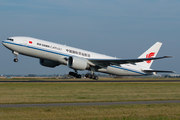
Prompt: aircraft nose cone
<box><xmin>2</xmin><ymin>40</ymin><xmax>5</xmax><ymax>45</ymax></box>
<box><xmin>2</xmin><ymin>40</ymin><xmax>6</xmax><ymax>46</ymax></box>
<box><xmin>2</xmin><ymin>40</ymin><xmax>13</xmax><ymax>50</ymax></box>
<box><xmin>2</xmin><ymin>40</ymin><xmax>9</xmax><ymax>48</ymax></box>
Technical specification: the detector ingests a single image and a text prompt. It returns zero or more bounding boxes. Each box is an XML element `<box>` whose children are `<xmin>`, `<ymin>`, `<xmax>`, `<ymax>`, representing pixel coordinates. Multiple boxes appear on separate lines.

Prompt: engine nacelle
<box><xmin>68</xmin><ymin>56</ymin><xmax>89</xmax><ymax>70</ymax></box>
<box><xmin>40</xmin><ymin>59</ymin><xmax>60</xmax><ymax>68</ymax></box>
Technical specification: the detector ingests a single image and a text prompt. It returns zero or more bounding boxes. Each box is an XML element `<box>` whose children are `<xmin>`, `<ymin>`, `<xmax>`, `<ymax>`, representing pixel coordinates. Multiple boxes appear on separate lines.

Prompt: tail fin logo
<box><xmin>146</xmin><ymin>52</ymin><xmax>155</xmax><ymax>64</ymax></box>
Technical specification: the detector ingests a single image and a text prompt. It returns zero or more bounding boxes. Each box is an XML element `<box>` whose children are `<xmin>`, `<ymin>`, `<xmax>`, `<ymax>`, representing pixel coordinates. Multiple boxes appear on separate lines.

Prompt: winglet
<box><xmin>164</xmin><ymin>56</ymin><xmax>174</xmax><ymax>58</ymax></box>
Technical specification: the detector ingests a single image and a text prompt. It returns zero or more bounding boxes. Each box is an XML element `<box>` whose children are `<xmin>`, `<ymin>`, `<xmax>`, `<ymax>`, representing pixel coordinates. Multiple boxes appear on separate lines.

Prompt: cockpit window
<box><xmin>7</xmin><ymin>38</ymin><xmax>14</xmax><ymax>41</ymax></box>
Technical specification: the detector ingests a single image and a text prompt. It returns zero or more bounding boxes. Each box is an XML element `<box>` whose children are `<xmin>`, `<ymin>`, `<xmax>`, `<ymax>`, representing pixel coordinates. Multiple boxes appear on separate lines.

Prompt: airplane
<box><xmin>2</xmin><ymin>36</ymin><xmax>174</xmax><ymax>80</ymax></box>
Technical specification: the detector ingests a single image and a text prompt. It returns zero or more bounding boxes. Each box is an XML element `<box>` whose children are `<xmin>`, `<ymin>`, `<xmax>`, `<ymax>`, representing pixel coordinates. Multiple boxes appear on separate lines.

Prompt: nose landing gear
<box><xmin>13</xmin><ymin>51</ymin><xmax>19</xmax><ymax>62</ymax></box>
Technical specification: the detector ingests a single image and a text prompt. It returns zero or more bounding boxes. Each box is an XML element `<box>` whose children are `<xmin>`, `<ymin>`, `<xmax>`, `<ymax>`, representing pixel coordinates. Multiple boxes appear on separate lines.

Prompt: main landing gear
<box><xmin>85</xmin><ymin>67</ymin><xmax>99</xmax><ymax>80</ymax></box>
<box><xmin>68</xmin><ymin>67</ymin><xmax>99</xmax><ymax>80</ymax></box>
<box><xmin>85</xmin><ymin>73</ymin><xmax>99</xmax><ymax>80</ymax></box>
<box><xmin>13</xmin><ymin>51</ymin><xmax>19</xmax><ymax>62</ymax></box>
<box><xmin>69</xmin><ymin>70</ymin><xmax>82</xmax><ymax>79</ymax></box>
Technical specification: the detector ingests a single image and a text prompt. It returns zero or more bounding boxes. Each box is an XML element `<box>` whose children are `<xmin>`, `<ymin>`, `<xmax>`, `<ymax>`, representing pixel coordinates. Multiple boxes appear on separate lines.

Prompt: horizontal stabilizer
<box><xmin>143</xmin><ymin>70</ymin><xmax>175</xmax><ymax>73</ymax></box>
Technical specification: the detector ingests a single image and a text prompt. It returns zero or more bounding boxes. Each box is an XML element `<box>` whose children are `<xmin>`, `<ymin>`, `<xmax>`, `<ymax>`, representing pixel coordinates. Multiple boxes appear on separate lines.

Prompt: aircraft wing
<box><xmin>88</xmin><ymin>56</ymin><xmax>172</xmax><ymax>67</ymax></box>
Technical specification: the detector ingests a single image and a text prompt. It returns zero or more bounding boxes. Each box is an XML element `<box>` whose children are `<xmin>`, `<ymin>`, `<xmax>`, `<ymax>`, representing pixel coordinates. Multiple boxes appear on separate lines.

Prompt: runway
<box><xmin>0</xmin><ymin>79</ymin><xmax>180</xmax><ymax>82</ymax></box>
<box><xmin>0</xmin><ymin>100</ymin><xmax>180</xmax><ymax>108</ymax></box>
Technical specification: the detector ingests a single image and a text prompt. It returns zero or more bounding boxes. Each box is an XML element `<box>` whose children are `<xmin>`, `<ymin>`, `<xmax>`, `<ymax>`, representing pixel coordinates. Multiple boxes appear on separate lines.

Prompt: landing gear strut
<box><xmin>13</xmin><ymin>51</ymin><xmax>19</xmax><ymax>62</ymax></box>
<box><xmin>69</xmin><ymin>70</ymin><xmax>81</xmax><ymax>79</ymax></box>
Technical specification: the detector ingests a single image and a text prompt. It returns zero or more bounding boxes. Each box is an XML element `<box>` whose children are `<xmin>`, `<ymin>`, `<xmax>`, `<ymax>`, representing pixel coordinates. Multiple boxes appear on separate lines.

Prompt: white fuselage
<box><xmin>2</xmin><ymin>36</ymin><xmax>149</xmax><ymax>76</ymax></box>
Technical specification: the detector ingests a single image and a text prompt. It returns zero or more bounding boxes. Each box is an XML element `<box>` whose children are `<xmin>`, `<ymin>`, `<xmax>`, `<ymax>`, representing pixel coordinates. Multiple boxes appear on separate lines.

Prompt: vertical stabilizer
<box><xmin>137</xmin><ymin>42</ymin><xmax>162</xmax><ymax>69</ymax></box>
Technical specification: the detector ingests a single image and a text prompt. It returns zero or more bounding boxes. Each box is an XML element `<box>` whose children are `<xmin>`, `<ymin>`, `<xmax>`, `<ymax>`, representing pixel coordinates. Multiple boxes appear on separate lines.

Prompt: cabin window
<box><xmin>7</xmin><ymin>38</ymin><xmax>14</xmax><ymax>41</ymax></box>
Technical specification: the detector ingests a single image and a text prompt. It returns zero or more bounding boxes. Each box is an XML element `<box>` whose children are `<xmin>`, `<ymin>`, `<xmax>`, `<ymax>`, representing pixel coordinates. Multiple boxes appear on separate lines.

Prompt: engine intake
<box><xmin>68</xmin><ymin>56</ymin><xmax>89</xmax><ymax>70</ymax></box>
<box><xmin>40</xmin><ymin>59</ymin><xmax>60</xmax><ymax>68</ymax></box>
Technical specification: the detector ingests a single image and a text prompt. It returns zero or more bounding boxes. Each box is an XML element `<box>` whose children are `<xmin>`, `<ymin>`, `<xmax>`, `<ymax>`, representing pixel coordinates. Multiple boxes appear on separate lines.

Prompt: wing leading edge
<box><xmin>88</xmin><ymin>56</ymin><xmax>172</xmax><ymax>67</ymax></box>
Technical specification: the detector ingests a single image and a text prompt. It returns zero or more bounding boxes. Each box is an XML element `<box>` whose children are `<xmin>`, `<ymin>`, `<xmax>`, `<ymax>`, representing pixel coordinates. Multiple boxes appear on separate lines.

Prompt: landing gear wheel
<box><xmin>85</xmin><ymin>73</ymin><xmax>99</xmax><ymax>80</ymax></box>
<box><xmin>14</xmin><ymin>58</ymin><xmax>18</xmax><ymax>62</ymax></box>
<box><xmin>87</xmin><ymin>74</ymin><xmax>91</xmax><ymax>78</ymax></box>
<box><xmin>94</xmin><ymin>76</ymin><xmax>99</xmax><ymax>80</ymax></box>
<box><xmin>69</xmin><ymin>72</ymin><xmax>76</xmax><ymax>76</ymax></box>
<box><xmin>69</xmin><ymin>71</ymin><xmax>81</xmax><ymax>79</ymax></box>
<box><xmin>91</xmin><ymin>75</ymin><xmax>98</xmax><ymax>80</ymax></box>
<box><xmin>76</xmin><ymin>74</ymin><xmax>81</xmax><ymax>78</ymax></box>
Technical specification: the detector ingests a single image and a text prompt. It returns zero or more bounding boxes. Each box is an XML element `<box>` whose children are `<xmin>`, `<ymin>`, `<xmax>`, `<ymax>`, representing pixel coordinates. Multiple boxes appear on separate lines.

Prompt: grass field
<box><xmin>0</xmin><ymin>82</ymin><xmax>180</xmax><ymax>104</ymax></box>
<box><xmin>0</xmin><ymin>78</ymin><xmax>180</xmax><ymax>119</ymax></box>
<box><xmin>0</xmin><ymin>103</ymin><xmax>180</xmax><ymax>120</ymax></box>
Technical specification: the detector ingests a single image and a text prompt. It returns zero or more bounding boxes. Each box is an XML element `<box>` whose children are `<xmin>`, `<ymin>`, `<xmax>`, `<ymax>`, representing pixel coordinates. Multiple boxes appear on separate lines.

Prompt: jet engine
<box><xmin>68</xmin><ymin>56</ymin><xmax>89</xmax><ymax>70</ymax></box>
<box><xmin>40</xmin><ymin>59</ymin><xmax>60</xmax><ymax>68</ymax></box>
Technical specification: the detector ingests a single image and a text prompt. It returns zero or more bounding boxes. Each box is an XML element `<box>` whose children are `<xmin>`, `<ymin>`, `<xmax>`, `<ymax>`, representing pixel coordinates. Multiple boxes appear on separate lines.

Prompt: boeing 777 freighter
<box><xmin>2</xmin><ymin>36</ymin><xmax>174</xmax><ymax>79</ymax></box>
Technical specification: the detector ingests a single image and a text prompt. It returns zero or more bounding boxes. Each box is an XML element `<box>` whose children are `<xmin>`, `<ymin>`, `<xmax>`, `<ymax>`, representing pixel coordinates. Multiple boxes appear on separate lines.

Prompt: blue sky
<box><xmin>0</xmin><ymin>0</ymin><xmax>179</xmax><ymax>75</ymax></box>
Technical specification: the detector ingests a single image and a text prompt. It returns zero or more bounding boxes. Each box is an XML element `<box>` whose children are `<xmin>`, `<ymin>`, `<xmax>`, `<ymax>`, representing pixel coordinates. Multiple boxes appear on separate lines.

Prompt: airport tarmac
<box><xmin>0</xmin><ymin>79</ymin><xmax>180</xmax><ymax>82</ymax></box>
<box><xmin>0</xmin><ymin>100</ymin><xmax>180</xmax><ymax>108</ymax></box>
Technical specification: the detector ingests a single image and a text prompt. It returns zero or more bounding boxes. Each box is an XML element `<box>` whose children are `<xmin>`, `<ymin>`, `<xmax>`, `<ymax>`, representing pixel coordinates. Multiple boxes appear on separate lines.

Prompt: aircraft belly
<box><xmin>106</xmin><ymin>66</ymin><xmax>144</xmax><ymax>76</ymax></box>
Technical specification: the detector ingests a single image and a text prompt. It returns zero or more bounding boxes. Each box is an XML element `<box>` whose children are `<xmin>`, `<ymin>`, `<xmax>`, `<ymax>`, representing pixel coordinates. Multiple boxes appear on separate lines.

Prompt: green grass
<box><xmin>0</xmin><ymin>82</ymin><xmax>180</xmax><ymax>104</ymax></box>
<box><xmin>0</xmin><ymin>103</ymin><xmax>180</xmax><ymax>120</ymax></box>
